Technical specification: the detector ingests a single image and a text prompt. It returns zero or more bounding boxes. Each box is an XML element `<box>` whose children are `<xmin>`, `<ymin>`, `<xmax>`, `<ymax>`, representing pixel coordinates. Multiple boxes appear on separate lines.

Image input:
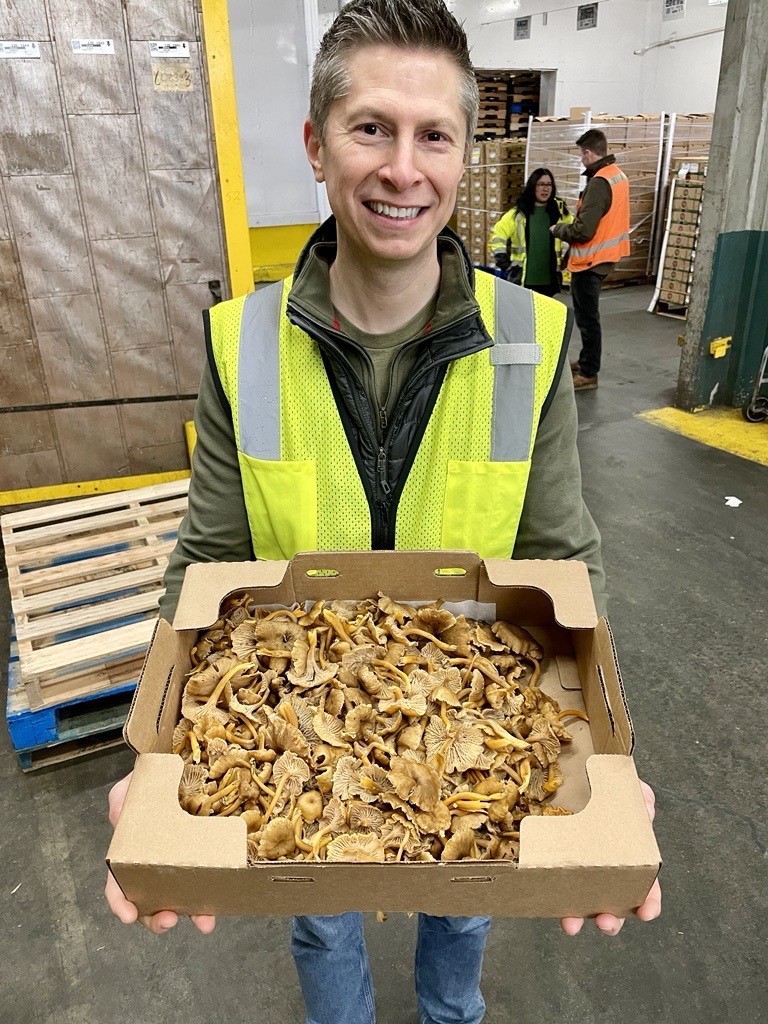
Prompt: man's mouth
<box><xmin>364</xmin><ymin>201</ymin><xmax>425</xmax><ymax>221</ymax></box>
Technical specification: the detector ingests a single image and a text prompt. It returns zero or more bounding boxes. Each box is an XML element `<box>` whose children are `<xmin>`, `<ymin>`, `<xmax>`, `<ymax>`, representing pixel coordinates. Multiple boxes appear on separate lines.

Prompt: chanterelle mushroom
<box><xmin>258</xmin><ymin>817</ymin><xmax>297</xmax><ymax>860</ymax></box>
<box><xmin>176</xmin><ymin>594</ymin><xmax>573</xmax><ymax>865</ymax></box>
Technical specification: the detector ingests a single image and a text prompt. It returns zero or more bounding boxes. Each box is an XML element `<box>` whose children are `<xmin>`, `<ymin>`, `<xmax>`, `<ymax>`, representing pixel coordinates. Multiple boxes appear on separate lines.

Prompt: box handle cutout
<box><xmin>155</xmin><ymin>667</ymin><xmax>175</xmax><ymax>736</ymax></box>
<box><xmin>434</xmin><ymin>567</ymin><xmax>468</xmax><ymax>577</ymax></box>
<box><xmin>450</xmin><ymin>876</ymin><xmax>494</xmax><ymax>883</ymax></box>
<box><xmin>270</xmin><ymin>876</ymin><xmax>316</xmax><ymax>883</ymax></box>
<box><xmin>305</xmin><ymin>569</ymin><xmax>340</xmax><ymax>578</ymax></box>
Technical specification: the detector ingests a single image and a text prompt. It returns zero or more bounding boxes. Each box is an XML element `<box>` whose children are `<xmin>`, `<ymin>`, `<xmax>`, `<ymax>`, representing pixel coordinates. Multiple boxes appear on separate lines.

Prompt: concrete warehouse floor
<box><xmin>1</xmin><ymin>285</ymin><xmax>766</xmax><ymax>1024</ymax></box>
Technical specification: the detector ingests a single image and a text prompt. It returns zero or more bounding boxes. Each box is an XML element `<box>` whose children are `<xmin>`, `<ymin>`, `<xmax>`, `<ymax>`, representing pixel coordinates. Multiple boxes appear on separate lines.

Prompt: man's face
<box><xmin>579</xmin><ymin>147</ymin><xmax>598</xmax><ymax>168</ymax></box>
<box><xmin>305</xmin><ymin>45</ymin><xmax>467</xmax><ymax>268</ymax></box>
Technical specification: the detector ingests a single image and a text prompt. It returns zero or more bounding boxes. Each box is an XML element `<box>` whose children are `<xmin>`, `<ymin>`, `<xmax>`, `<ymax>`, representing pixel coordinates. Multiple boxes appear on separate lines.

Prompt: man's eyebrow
<box><xmin>345</xmin><ymin>107</ymin><xmax>461</xmax><ymax>133</ymax></box>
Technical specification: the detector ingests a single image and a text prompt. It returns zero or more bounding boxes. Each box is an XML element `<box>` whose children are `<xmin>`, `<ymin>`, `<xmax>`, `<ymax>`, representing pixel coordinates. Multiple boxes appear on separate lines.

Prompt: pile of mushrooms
<box><xmin>173</xmin><ymin>594</ymin><xmax>587</xmax><ymax>863</ymax></box>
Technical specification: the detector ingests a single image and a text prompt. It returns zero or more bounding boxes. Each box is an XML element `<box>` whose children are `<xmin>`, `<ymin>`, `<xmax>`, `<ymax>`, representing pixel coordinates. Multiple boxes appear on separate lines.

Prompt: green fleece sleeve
<box><xmin>158</xmin><ymin>359</ymin><xmax>253</xmax><ymax>623</ymax></box>
<box><xmin>513</xmin><ymin>365</ymin><xmax>607</xmax><ymax>616</ymax></box>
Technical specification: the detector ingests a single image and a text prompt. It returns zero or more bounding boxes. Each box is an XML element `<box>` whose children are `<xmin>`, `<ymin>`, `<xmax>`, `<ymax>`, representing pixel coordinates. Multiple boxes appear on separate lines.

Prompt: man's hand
<box><xmin>549</xmin><ymin>225</ymin><xmax>558</xmax><ymax>235</ymax></box>
<box><xmin>105</xmin><ymin>772</ymin><xmax>217</xmax><ymax>935</ymax></box>
<box><xmin>560</xmin><ymin>780</ymin><xmax>661</xmax><ymax>936</ymax></box>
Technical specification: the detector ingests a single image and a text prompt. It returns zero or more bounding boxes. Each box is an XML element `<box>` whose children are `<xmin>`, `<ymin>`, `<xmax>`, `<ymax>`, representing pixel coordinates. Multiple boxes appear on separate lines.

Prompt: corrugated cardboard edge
<box><xmin>107</xmin><ymin>753</ymin><xmax>661</xmax><ymax>919</ymax></box>
<box><xmin>124</xmin><ymin>618</ymin><xmax>191</xmax><ymax>754</ymax></box>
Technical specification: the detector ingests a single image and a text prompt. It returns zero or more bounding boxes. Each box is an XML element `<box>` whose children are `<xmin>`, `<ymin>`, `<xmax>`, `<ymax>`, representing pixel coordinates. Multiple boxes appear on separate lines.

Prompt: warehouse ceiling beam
<box><xmin>200</xmin><ymin>0</ymin><xmax>253</xmax><ymax>298</ymax></box>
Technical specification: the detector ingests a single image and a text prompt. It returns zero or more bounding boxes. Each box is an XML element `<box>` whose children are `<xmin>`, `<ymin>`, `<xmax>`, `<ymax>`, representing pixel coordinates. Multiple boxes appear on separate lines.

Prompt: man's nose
<box><xmin>378</xmin><ymin>139</ymin><xmax>423</xmax><ymax>192</ymax></box>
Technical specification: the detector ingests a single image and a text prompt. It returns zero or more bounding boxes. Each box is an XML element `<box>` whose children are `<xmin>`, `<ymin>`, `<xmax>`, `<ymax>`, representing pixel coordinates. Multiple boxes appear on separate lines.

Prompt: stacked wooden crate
<box><xmin>2</xmin><ymin>479</ymin><xmax>189</xmax><ymax>768</ymax></box>
<box><xmin>475</xmin><ymin>79</ymin><xmax>508</xmax><ymax>139</ymax></box>
<box><xmin>655</xmin><ymin>162</ymin><xmax>706</xmax><ymax>315</ymax></box>
<box><xmin>507</xmin><ymin>72</ymin><xmax>540</xmax><ymax>138</ymax></box>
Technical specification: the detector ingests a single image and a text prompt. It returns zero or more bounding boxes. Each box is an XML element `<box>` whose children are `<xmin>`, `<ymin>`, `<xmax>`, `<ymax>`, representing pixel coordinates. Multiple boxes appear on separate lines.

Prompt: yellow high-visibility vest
<box><xmin>208</xmin><ymin>271</ymin><xmax>567</xmax><ymax>559</ymax></box>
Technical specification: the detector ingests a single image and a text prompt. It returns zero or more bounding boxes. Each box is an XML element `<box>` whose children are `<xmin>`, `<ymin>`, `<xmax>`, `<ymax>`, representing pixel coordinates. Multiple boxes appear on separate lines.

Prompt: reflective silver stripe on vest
<box><xmin>607</xmin><ymin>171</ymin><xmax>628</xmax><ymax>185</ymax></box>
<box><xmin>491</xmin><ymin>282</ymin><xmax>537</xmax><ymax>462</ymax></box>
<box><xmin>572</xmin><ymin>231</ymin><xmax>631</xmax><ymax>258</ymax></box>
<box><xmin>237</xmin><ymin>283</ymin><xmax>282</xmax><ymax>458</ymax></box>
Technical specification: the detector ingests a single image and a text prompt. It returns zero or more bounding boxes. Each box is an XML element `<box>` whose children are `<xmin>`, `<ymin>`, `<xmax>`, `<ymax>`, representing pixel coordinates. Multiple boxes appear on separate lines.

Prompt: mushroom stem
<box><xmin>262</xmin><ymin>776</ymin><xmax>288</xmax><ymax>825</ymax></box>
<box><xmin>291</xmin><ymin>812</ymin><xmax>314</xmax><ymax>853</ymax></box>
<box><xmin>322</xmin><ymin>610</ymin><xmax>354</xmax><ymax>646</ymax></box>
<box><xmin>200</xmin><ymin>662</ymin><xmax>250</xmax><ymax>717</ymax></box>
<box><xmin>478</xmin><ymin>720</ymin><xmax>531</xmax><ymax>750</ymax></box>
<box><xmin>558</xmin><ymin>708</ymin><xmax>589</xmax><ymax>722</ymax></box>
<box><xmin>189</xmin><ymin>731</ymin><xmax>201</xmax><ymax>763</ymax></box>
<box><xmin>277</xmin><ymin>703</ymin><xmax>299</xmax><ymax>728</ymax></box>
<box><xmin>403</xmin><ymin>628</ymin><xmax>457</xmax><ymax>652</ymax></box>
<box><xmin>523</xmin><ymin>657</ymin><xmax>542</xmax><ymax>687</ymax></box>
<box><xmin>372</xmin><ymin>659</ymin><xmax>410</xmax><ymax>684</ymax></box>
<box><xmin>439</xmin><ymin>701</ymin><xmax>451</xmax><ymax>727</ymax></box>
<box><xmin>200</xmin><ymin>781</ymin><xmax>239</xmax><ymax>815</ymax></box>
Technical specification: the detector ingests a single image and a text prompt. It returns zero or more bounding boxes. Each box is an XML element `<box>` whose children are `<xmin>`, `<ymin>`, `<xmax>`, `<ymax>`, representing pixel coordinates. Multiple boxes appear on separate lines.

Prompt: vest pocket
<box><xmin>237</xmin><ymin>453</ymin><xmax>317</xmax><ymax>559</ymax></box>
<box><xmin>441</xmin><ymin>460</ymin><xmax>531</xmax><ymax>558</ymax></box>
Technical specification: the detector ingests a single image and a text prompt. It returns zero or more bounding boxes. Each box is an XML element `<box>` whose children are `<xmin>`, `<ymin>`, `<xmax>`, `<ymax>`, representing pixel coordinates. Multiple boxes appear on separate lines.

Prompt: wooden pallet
<box><xmin>6</xmin><ymin>647</ymin><xmax>134</xmax><ymax>771</ymax></box>
<box><xmin>1</xmin><ymin>478</ymin><xmax>188</xmax><ymax>709</ymax></box>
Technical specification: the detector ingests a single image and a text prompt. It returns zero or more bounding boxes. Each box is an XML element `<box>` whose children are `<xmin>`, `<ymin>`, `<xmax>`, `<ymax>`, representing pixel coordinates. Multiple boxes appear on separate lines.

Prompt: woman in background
<box><xmin>490</xmin><ymin>168</ymin><xmax>573</xmax><ymax>296</ymax></box>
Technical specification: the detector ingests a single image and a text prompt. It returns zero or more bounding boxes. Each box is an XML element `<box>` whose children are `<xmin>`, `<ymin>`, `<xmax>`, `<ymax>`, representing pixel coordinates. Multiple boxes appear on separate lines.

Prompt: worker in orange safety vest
<box><xmin>550</xmin><ymin>128</ymin><xmax>630</xmax><ymax>391</ymax></box>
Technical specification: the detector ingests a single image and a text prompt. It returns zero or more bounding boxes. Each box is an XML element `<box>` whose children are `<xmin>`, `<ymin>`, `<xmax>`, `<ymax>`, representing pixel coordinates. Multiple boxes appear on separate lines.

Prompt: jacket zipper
<box><xmin>286</xmin><ymin>302</ymin><xmax>491</xmax><ymax>547</ymax></box>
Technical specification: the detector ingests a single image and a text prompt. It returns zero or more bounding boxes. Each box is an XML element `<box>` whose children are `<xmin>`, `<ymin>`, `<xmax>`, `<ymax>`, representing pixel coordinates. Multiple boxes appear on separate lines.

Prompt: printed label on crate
<box><xmin>71</xmin><ymin>38</ymin><xmax>115</xmax><ymax>55</ymax></box>
<box><xmin>0</xmin><ymin>40</ymin><xmax>41</xmax><ymax>58</ymax></box>
<box><xmin>149</xmin><ymin>40</ymin><xmax>190</xmax><ymax>58</ymax></box>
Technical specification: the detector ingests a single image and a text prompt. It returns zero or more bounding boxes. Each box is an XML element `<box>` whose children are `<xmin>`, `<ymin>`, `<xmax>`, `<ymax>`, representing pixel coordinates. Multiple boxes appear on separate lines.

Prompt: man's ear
<box><xmin>304</xmin><ymin>120</ymin><xmax>325</xmax><ymax>183</ymax></box>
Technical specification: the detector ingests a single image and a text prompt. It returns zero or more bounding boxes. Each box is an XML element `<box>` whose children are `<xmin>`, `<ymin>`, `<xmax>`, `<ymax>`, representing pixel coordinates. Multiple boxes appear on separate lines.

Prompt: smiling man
<box><xmin>105</xmin><ymin>2</ymin><xmax>660</xmax><ymax>1022</ymax></box>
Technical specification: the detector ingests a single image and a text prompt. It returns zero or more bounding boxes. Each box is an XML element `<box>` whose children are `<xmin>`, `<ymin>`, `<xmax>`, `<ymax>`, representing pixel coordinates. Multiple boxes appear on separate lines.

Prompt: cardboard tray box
<box><xmin>107</xmin><ymin>551</ymin><xmax>661</xmax><ymax>920</ymax></box>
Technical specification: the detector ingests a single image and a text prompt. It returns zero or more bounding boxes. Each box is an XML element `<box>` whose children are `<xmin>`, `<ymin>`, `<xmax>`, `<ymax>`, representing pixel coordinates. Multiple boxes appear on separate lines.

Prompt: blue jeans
<box><xmin>291</xmin><ymin>912</ymin><xmax>491</xmax><ymax>1024</ymax></box>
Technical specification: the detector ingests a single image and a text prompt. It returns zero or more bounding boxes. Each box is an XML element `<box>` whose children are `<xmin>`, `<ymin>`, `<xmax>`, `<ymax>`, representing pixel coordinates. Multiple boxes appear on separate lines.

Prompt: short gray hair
<box><xmin>309</xmin><ymin>0</ymin><xmax>478</xmax><ymax>149</ymax></box>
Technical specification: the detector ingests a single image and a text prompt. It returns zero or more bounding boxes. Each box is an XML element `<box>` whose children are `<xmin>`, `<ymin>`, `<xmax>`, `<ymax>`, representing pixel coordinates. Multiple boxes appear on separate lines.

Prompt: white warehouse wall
<box><xmin>450</xmin><ymin>0</ymin><xmax>648</xmax><ymax>115</ymax></box>
<box><xmin>638</xmin><ymin>0</ymin><xmax>728</xmax><ymax>112</ymax></box>
<box><xmin>449</xmin><ymin>0</ymin><xmax>727</xmax><ymax>116</ymax></box>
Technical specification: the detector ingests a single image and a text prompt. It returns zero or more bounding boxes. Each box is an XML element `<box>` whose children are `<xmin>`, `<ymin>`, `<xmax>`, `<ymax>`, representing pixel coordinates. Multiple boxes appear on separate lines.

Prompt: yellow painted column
<box><xmin>201</xmin><ymin>0</ymin><xmax>253</xmax><ymax>298</ymax></box>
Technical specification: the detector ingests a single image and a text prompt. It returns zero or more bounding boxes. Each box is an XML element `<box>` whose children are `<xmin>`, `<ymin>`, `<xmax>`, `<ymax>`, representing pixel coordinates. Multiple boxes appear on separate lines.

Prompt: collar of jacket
<box><xmin>285</xmin><ymin>216</ymin><xmax>491</xmax><ymax>366</ymax></box>
<box><xmin>583</xmin><ymin>154</ymin><xmax>617</xmax><ymax>178</ymax></box>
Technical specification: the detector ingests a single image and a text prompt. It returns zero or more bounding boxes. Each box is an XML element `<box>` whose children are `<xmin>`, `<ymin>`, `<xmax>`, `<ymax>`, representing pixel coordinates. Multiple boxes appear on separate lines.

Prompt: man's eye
<box><xmin>426</xmin><ymin>131</ymin><xmax>445</xmax><ymax>142</ymax></box>
<box><xmin>361</xmin><ymin>124</ymin><xmax>379</xmax><ymax>135</ymax></box>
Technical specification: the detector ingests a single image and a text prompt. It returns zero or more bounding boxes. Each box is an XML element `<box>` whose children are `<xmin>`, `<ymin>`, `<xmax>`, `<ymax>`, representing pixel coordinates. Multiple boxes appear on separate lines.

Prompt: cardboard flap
<box><xmin>173</xmin><ymin>560</ymin><xmax>290</xmax><ymax>629</ymax></box>
<box><xmin>519</xmin><ymin>755</ymin><xmax>660</xmax><ymax>869</ymax></box>
<box><xmin>483</xmin><ymin>559</ymin><xmax>598</xmax><ymax>628</ymax></box>
<box><xmin>572</xmin><ymin>620</ymin><xmax>634</xmax><ymax>755</ymax></box>
<box><xmin>124</xmin><ymin>619</ymin><xmax>188</xmax><ymax>754</ymax></box>
<box><xmin>289</xmin><ymin>549</ymin><xmax>483</xmax><ymax>601</ymax></box>
<box><xmin>107</xmin><ymin>754</ymin><xmax>246</xmax><ymax>869</ymax></box>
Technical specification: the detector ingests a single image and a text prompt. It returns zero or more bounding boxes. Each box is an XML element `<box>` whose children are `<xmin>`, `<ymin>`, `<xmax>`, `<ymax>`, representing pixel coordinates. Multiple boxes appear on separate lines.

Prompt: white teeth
<box><xmin>370</xmin><ymin>201</ymin><xmax>421</xmax><ymax>220</ymax></box>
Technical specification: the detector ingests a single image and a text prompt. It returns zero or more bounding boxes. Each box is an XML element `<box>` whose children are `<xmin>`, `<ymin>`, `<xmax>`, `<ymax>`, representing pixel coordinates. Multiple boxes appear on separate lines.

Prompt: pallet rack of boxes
<box><xmin>455</xmin><ymin>139</ymin><xmax>527</xmax><ymax>268</ymax></box>
<box><xmin>527</xmin><ymin>113</ymin><xmax>669</xmax><ymax>285</ymax></box>
<box><xmin>649</xmin><ymin>161</ymin><xmax>707</xmax><ymax>318</ymax></box>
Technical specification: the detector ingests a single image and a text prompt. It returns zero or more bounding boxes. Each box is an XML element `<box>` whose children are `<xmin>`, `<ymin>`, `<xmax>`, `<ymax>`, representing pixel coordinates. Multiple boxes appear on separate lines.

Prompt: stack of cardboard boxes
<box><xmin>657</xmin><ymin>161</ymin><xmax>706</xmax><ymax>311</ymax></box>
<box><xmin>527</xmin><ymin>114</ymin><xmax>666</xmax><ymax>284</ymax></box>
<box><xmin>455</xmin><ymin>140</ymin><xmax>527</xmax><ymax>266</ymax></box>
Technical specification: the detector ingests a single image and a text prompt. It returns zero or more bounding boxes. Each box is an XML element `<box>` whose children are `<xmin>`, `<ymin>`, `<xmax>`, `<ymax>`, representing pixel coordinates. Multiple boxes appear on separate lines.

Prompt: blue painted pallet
<box><xmin>6</xmin><ymin>644</ymin><xmax>136</xmax><ymax>770</ymax></box>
